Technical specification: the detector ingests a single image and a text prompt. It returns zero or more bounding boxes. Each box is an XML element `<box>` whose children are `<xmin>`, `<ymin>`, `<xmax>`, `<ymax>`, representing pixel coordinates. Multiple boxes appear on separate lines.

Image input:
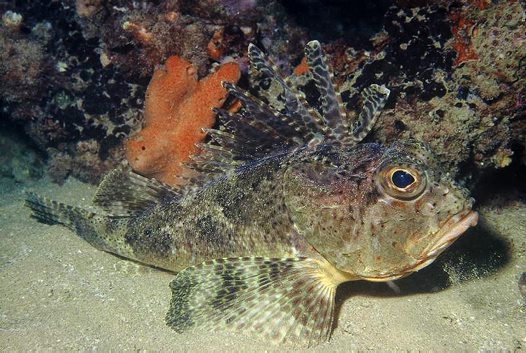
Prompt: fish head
<box><xmin>283</xmin><ymin>141</ymin><xmax>478</xmax><ymax>282</ymax></box>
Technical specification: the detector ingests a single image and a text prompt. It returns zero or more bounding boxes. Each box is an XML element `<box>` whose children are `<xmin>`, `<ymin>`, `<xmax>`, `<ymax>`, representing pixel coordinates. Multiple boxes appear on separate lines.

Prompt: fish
<box><xmin>25</xmin><ymin>40</ymin><xmax>478</xmax><ymax>346</ymax></box>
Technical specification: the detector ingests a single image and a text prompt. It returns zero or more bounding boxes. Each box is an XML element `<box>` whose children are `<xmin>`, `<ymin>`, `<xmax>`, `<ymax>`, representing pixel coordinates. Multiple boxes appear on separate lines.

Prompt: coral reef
<box><xmin>0</xmin><ymin>0</ymin><xmax>307</xmax><ymax>184</ymax></box>
<box><xmin>126</xmin><ymin>56</ymin><xmax>240</xmax><ymax>185</ymax></box>
<box><xmin>0</xmin><ymin>12</ymin><xmax>46</xmax><ymax>116</ymax></box>
<box><xmin>397</xmin><ymin>0</ymin><xmax>525</xmax><ymax>172</ymax></box>
<box><xmin>76</xmin><ymin>0</ymin><xmax>307</xmax><ymax>76</ymax></box>
<box><xmin>0</xmin><ymin>0</ymin><xmax>524</xmax><ymax>186</ymax></box>
<box><xmin>46</xmin><ymin>139</ymin><xmax>121</xmax><ymax>185</ymax></box>
<box><xmin>0</xmin><ymin>2</ymin><xmax>147</xmax><ymax>184</ymax></box>
<box><xmin>318</xmin><ymin>0</ymin><xmax>526</xmax><ymax>176</ymax></box>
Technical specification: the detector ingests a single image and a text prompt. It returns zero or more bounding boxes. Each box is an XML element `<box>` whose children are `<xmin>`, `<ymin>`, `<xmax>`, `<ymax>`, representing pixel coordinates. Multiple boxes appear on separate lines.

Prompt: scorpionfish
<box><xmin>26</xmin><ymin>41</ymin><xmax>478</xmax><ymax>346</ymax></box>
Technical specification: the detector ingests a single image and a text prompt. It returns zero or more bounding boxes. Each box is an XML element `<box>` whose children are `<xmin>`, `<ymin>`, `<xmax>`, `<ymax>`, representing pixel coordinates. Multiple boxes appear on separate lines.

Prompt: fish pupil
<box><xmin>392</xmin><ymin>170</ymin><xmax>415</xmax><ymax>189</ymax></box>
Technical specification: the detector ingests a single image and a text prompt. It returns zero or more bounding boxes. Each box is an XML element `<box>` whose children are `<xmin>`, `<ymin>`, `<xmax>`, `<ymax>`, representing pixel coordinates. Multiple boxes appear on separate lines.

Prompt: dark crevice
<box><xmin>280</xmin><ymin>0</ymin><xmax>392</xmax><ymax>48</ymax></box>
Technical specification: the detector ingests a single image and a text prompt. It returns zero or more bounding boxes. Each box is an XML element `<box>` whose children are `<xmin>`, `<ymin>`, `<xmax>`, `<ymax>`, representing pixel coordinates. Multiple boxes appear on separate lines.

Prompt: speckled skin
<box><xmin>112</xmin><ymin>153</ymin><xmax>309</xmax><ymax>271</ymax></box>
<box><xmin>27</xmin><ymin>148</ymin><xmax>308</xmax><ymax>271</ymax></box>
<box><xmin>28</xmin><ymin>140</ymin><xmax>472</xmax><ymax>279</ymax></box>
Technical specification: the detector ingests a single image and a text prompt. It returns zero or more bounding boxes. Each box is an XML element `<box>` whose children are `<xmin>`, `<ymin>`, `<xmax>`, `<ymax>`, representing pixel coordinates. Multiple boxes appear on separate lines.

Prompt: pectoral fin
<box><xmin>166</xmin><ymin>256</ymin><xmax>350</xmax><ymax>346</ymax></box>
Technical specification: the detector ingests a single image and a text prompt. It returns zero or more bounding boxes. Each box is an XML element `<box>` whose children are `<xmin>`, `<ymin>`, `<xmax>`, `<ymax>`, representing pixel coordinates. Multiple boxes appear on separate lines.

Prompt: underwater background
<box><xmin>1</xmin><ymin>0</ymin><xmax>525</xmax><ymax>350</ymax></box>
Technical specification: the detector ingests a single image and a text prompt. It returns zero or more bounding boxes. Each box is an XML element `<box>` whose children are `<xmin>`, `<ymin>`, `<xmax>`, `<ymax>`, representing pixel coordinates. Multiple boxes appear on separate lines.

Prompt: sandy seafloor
<box><xmin>1</xmin><ymin>175</ymin><xmax>525</xmax><ymax>352</ymax></box>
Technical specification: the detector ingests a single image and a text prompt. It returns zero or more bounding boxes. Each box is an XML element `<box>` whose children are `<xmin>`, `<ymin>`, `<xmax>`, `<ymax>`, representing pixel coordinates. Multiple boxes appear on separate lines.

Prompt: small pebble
<box><xmin>519</xmin><ymin>272</ymin><xmax>526</xmax><ymax>300</ymax></box>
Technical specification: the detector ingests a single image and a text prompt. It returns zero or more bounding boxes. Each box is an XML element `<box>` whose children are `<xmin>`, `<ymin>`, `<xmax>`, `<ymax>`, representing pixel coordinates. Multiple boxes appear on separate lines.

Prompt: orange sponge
<box><xmin>126</xmin><ymin>56</ymin><xmax>240</xmax><ymax>185</ymax></box>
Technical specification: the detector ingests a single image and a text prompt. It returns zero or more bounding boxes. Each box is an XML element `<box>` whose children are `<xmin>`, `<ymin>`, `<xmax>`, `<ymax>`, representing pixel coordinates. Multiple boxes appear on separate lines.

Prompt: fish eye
<box><xmin>391</xmin><ymin>169</ymin><xmax>415</xmax><ymax>189</ymax></box>
<box><xmin>377</xmin><ymin>166</ymin><xmax>427</xmax><ymax>200</ymax></box>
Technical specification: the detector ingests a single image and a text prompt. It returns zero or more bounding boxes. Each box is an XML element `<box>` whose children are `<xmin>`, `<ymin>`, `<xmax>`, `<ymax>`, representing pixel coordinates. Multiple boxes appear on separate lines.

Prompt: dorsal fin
<box><xmin>351</xmin><ymin>84</ymin><xmax>391</xmax><ymax>142</ymax></box>
<box><xmin>187</xmin><ymin>41</ymin><xmax>390</xmax><ymax>179</ymax></box>
<box><xmin>93</xmin><ymin>166</ymin><xmax>180</xmax><ymax>216</ymax></box>
<box><xmin>248</xmin><ymin>43</ymin><xmax>323</xmax><ymax>142</ymax></box>
<box><xmin>304</xmin><ymin>40</ymin><xmax>350</xmax><ymax>142</ymax></box>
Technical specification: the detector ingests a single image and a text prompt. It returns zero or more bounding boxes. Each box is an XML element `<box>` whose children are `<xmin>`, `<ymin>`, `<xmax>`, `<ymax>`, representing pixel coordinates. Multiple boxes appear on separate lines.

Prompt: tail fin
<box><xmin>25</xmin><ymin>192</ymin><xmax>92</xmax><ymax>231</ymax></box>
<box><xmin>26</xmin><ymin>191</ymin><xmax>138</xmax><ymax>258</ymax></box>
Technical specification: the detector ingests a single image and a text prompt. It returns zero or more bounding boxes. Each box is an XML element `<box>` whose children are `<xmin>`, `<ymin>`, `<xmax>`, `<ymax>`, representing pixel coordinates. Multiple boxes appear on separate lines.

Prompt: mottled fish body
<box><xmin>26</xmin><ymin>41</ymin><xmax>478</xmax><ymax>345</ymax></box>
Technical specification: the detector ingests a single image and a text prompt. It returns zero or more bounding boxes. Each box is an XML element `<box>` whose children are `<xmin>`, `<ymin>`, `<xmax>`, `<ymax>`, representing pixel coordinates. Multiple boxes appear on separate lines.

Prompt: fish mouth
<box><xmin>361</xmin><ymin>209</ymin><xmax>478</xmax><ymax>282</ymax></box>
<box><xmin>412</xmin><ymin>209</ymin><xmax>479</xmax><ymax>272</ymax></box>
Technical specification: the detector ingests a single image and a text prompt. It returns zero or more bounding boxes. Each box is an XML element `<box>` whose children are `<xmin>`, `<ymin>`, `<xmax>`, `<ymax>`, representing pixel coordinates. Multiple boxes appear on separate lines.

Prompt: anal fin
<box><xmin>166</xmin><ymin>257</ymin><xmax>350</xmax><ymax>346</ymax></box>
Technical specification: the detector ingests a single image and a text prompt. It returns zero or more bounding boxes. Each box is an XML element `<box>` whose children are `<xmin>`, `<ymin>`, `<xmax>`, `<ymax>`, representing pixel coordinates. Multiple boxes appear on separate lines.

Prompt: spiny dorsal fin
<box><xmin>185</xmin><ymin>80</ymin><xmax>308</xmax><ymax>180</ymax></box>
<box><xmin>93</xmin><ymin>166</ymin><xmax>180</xmax><ymax>216</ymax></box>
<box><xmin>220</xmin><ymin>83</ymin><xmax>300</xmax><ymax>147</ymax></box>
<box><xmin>166</xmin><ymin>257</ymin><xmax>350</xmax><ymax>346</ymax></box>
<box><xmin>188</xmin><ymin>41</ymin><xmax>389</xmax><ymax>179</ymax></box>
<box><xmin>304</xmin><ymin>40</ymin><xmax>350</xmax><ymax>142</ymax></box>
<box><xmin>248</xmin><ymin>43</ymin><xmax>323</xmax><ymax>142</ymax></box>
<box><xmin>351</xmin><ymin>84</ymin><xmax>390</xmax><ymax>142</ymax></box>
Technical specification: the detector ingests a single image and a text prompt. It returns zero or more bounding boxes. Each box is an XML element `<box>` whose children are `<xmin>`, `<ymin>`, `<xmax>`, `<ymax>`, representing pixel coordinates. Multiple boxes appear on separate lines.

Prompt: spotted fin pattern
<box><xmin>304</xmin><ymin>40</ymin><xmax>348</xmax><ymax>142</ymax></box>
<box><xmin>248</xmin><ymin>43</ymin><xmax>321</xmax><ymax>141</ymax></box>
<box><xmin>25</xmin><ymin>192</ymin><xmax>95</xmax><ymax>230</ymax></box>
<box><xmin>190</xmin><ymin>41</ymin><xmax>390</xmax><ymax>181</ymax></box>
<box><xmin>166</xmin><ymin>257</ymin><xmax>346</xmax><ymax>346</ymax></box>
<box><xmin>25</xmin><ymin>192</ymin><xmax>120</xmax><ymax>254</ymax></box>
<box><xmin>351</xmin><ymin>84</ymin><xmax>391</xmax><ymax>142</ymax></box>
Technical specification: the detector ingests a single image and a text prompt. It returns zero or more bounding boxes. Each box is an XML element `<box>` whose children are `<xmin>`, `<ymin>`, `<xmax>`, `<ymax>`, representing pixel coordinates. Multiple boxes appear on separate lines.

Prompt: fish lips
<box><xmin>413</xmin><ymin>209</ymin><xmax>479</xmax><ymax>272</ymax></box>
<box><xmin>360</xmin><ymin>209</ymin><xmax>478</xmax><ymax>282</ymax></box>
